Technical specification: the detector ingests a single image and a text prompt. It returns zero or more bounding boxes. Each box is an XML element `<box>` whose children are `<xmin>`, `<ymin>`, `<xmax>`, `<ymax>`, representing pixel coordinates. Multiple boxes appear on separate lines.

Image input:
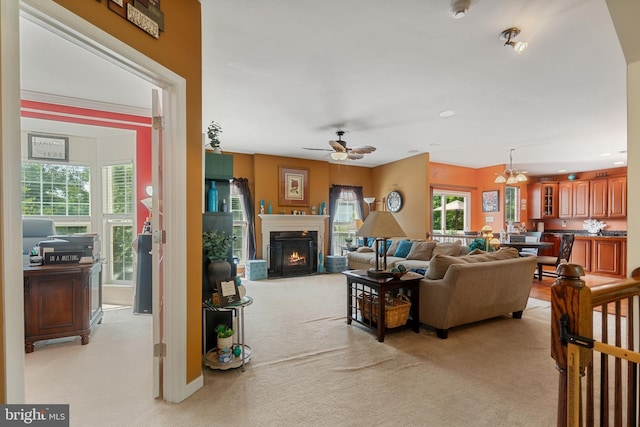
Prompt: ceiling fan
<box><xmin>303</xmin><ymin>131</ymin><xmax>376</xmax><ymax>160</ymax></box>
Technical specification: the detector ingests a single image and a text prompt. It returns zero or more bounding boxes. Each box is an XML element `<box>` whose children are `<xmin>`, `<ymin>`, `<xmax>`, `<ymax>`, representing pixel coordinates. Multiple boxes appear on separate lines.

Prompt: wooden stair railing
<box><xmin>551</xmin><ymin>264</ymin><xmax>640</xmax><ymax>426</ymax></box>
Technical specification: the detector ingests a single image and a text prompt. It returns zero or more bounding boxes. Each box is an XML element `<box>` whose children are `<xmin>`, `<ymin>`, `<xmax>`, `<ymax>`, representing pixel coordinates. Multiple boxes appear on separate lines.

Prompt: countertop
<box><xmin>541</xmin><ymin>230</ymin><xmax>626</xmax><ymax>238</ymax></box>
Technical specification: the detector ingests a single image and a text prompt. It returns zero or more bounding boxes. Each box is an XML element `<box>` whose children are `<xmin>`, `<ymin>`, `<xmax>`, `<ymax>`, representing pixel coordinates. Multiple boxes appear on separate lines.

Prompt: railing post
<box><xmin>551</xmin><ymin>263</ymin><xmax>592</xmax><ymax>427</ymax></box>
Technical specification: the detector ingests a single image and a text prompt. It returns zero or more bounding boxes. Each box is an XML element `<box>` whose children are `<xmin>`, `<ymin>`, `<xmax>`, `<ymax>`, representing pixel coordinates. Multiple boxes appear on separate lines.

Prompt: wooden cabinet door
<box><xmin>592</xmin><ymin>239</ymin><xmax>622</xmax><ymax>276</ymax></box>
<box><xmin>572</xmin><ymin>180</ymin><xmax>590</xmax><ymax>218</ymax></box>
<box><xmin>589</xmin><ymin>179</ymin><xmax>608</xmax><ymax>217</ymax></box>
<box><xmin>528</xmin><ymin>183</ymin><xmax>542</xmax><ymax>219</ymax></box>
<box><xmin>542</xmin><ymin>183</ymin><xmax>558</xmax><ymax>218</ymax></box>
<box><xmin>539</xmin><ymin>234</ymin><xmax>560</xmax><ymax>257</ymax></box>
<box><xmin>569</xmin><ymin>239</ymin><xmax>590</xmax><ymax>272</ymax></box>
<box><xmin>558</xmin><ymin>181</ymin><xmax>572</xmax><ymax>218</ymax></box>
<box><xmin>607</xmin><ymin>176</ymin><xmax>627</xmax><ymax>217</ymax></box>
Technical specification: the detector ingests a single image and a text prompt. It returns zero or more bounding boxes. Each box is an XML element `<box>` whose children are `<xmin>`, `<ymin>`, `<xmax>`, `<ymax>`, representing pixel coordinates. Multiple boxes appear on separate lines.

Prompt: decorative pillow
<box><xmin>386</xmin><ymin>239</ymin><xmax>402</xmax><ymax>256</ymax></box>
<box><xmin>366</xmin><ymin>237</ymin><xmax>376</xmax><ymax>247</ymax></box>
<box><xmin>468</xmin><ymin>238</ymin><xmax>487</xmax><ymax>252</ymax></box>
<box><xmin>378</xmin><ymin>239</ymin><xmax>392</xmax><ymax>255</ymax></box>
<box><xmin>406</xmin><ymin>241</ymin><xmax>437</xmax><ymax>261</ymax></box>
<box><xmin>432</xmin><ymin>241</ymin><xmax>462</xmax><ymax>257</ymax></box>
<box><xmin>425</xmin><ymin>254</ymin><xmax>467</xmax><ymax>279</ymax></box>
<box><xmin>393</xmin><ymin>240</ymin><xmax>414</xmax><ymax>258</ymax></box>
<box><xmin>356</xmin><ymin>246</ymin><xmax>374</xmax><ymax>253</ymax></box>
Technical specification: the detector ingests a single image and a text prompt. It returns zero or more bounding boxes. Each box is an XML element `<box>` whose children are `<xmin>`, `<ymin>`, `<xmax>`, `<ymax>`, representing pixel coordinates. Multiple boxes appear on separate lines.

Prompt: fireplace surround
<box><xmin>259</xmin><ymin>214</ymin><xmax>328</xmax><ymax>278</ymax></box>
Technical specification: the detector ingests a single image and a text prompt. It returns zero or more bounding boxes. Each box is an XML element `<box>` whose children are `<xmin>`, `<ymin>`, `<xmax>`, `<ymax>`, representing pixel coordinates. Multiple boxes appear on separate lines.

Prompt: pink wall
<box><xmin>20</xmin><ymin>100</ymin><xmax>152</xmax><ymax>232</ymax></box>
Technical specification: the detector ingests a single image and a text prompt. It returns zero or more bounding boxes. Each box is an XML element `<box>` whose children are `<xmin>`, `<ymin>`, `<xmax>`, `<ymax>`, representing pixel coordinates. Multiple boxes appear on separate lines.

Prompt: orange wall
<box><xmin>227</xmin><ymin>153</ymin><xmax>372</xmax><ymax>258</ymax></box>
<box><xmin>371</xmin><ymin>154</ymin><xmax>430</xmax><ymax>240</ymax></box>
<box><xmin>51</xmin><ymin>0</ymin><xmax>205</xmax><ymax>384</ymax></box>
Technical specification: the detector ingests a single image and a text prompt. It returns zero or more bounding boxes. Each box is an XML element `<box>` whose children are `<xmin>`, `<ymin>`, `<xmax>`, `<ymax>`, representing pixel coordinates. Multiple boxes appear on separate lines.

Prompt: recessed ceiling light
<box><xmin>408</xmin><ymin>149</ymin><xmax>419</xmax><ymax>154</ymax></box>
<box><xmin>600</xmin><ymin>152</ymin><xmax>611</xmax><ymax>157</ymax></box>
<box><xmin>558</xmin><ymin>169</ymin><xmax>567</xmax><ymax>173</ymax></box>
<box><xmin>429</xmin><ymin>143</ymin><xmax>441</xmax><ymax>147</ymax></box>
<box><xmin>614</xmin><ymin>161</ymin><xmax>625</xmax><ymax>165</ymax></box>
<box><xmin>438</xmin><ymin>110</ymin><xmax>456</xmax><ymax>118</ymax></box>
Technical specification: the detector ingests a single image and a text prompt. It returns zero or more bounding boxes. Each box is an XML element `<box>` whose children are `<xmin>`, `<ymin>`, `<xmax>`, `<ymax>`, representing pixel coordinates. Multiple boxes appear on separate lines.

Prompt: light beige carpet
<box><xmin>25</xmin><ymin>273</ymin><xmax>558</xmax><ymax>426</ymax></box>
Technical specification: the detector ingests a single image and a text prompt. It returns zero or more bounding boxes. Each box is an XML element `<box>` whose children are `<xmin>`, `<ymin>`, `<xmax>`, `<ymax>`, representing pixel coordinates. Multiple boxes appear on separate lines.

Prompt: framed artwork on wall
<box><xmin>482</xmin><ymin>190</ymin><xmax>500</xmax><ymax>212</ymax></box>
<box><xmin>278</xmin><ymin>166</ymin><xmax>309</xmax><ymax>207</ymax></box>
<box><xmin>28</xmin><ymin>133</ymin><xmax>69</xmax><ymax>162</ymax></box>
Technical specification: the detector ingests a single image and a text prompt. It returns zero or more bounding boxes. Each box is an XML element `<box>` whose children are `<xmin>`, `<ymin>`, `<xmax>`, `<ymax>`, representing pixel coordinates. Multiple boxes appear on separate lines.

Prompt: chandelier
<box><xmin>495</xmin><ymin>148</ymin><xmax>527</xmax><ymax>184</ymax></box>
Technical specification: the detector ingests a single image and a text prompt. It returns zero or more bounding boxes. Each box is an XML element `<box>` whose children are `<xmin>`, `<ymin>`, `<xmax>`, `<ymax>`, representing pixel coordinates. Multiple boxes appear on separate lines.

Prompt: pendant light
<box><xmin>495</xmin><ymin>148</ymin><xmax>527</xmax><ymax>184</ymax></box>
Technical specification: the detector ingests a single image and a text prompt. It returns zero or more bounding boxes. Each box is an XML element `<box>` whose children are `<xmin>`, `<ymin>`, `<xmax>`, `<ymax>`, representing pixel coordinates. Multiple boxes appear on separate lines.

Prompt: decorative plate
<box><xmin>386</xmin><ymin>191</ymin><xmax>403</xmax><ymax>213</ymax></box>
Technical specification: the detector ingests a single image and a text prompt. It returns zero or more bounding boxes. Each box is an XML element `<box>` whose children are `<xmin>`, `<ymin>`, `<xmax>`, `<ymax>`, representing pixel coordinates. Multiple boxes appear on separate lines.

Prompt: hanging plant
<box><xmin>206</xmin><ymin>121</ymin><xmax>223</xmax><ymax>150</ymax></box>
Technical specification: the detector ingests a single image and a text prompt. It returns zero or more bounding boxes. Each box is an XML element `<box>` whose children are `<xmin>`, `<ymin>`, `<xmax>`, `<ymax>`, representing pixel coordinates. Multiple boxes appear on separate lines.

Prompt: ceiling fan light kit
<box><xmin>450</xmin><ymin>0</ymin><xmax>470</xmax><ymax>19</ymax></box>
<box><xmin>500</xmin><ymin>27</ymin><xmax>528</xmax><ymax>55</ymax></box>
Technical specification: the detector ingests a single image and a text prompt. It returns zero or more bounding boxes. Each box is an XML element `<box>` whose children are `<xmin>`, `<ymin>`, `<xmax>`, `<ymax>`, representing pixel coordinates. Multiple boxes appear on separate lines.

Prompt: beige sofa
<box><xmin>346</xmin><ymin>240</ymin><xmax>468</xmax><ymax>271</ymax></box>
<box><xmin>417</xmin><ymin>248</ymin><xmax>537</xmax><ymax>339</ymax></box>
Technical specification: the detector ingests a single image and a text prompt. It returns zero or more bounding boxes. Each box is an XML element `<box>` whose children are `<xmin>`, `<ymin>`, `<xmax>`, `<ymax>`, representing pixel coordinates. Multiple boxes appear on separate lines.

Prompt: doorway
<box><xmin>3</xmin><ymin>0</ymin><xmax>191</xmax><ymax>403</ymax></box>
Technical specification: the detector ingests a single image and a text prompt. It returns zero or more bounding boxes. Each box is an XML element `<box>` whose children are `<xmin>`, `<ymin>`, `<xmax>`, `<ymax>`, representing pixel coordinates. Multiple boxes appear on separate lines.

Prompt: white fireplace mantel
<box><xmin>259</xmin><ymin>214</ymin><xmax>328</xmax><ymax>265</ymax></box>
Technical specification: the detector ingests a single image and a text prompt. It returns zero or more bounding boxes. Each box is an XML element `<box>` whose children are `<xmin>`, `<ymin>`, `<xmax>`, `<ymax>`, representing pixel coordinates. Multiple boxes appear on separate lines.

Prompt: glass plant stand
<box><xmin>203</xmin><ymin>296</ymin><xmax>253</xmax><ymax>372</ymax></box>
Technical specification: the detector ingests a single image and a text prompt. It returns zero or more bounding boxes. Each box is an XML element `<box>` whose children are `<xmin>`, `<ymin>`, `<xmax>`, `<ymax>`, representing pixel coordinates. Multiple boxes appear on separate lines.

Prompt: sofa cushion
<box><xmin>406</xmin><ymin>241</ymin><xmax>437</xmax><ymax>261</ymax></box>
<box><xmin>432</xmin><ymin>241</ymin><xmax>462</xmax><ymax>257</ymax></box>
<box><xmin>425</xmin><ymin>247</ymin><xmax>520</xmax><ymax>280</ymax></box>
<box><xmin>356</xmin><ymin>246</ymin><xmax>374</xmax><ymax>253</ymax></box>
<box><xmin>393</xmin><ymin>240</ymin><xmax>413</xmax><ymax>258</ymax></box>
<box><xmin>386</xmin><ymin>239</ymin><xmax>402</xmax><ymax>256</ymax></box>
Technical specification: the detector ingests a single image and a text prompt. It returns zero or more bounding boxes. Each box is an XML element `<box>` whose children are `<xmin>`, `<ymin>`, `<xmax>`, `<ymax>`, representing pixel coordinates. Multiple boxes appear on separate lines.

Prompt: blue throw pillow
<box><xmin>378</xmin><ymin>239</ymin><xmax>392</xmax><ymax>255</ymax></box>
<box><xmin>394</xmin><ymin>240</ymin><xmax>413</xmax><ymax>258</ymax></box>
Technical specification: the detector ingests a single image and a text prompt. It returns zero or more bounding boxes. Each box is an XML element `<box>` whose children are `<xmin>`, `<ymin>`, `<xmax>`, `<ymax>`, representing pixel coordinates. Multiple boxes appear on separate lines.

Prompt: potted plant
<box><xmin>203</xmin><ymin>230</ymin><xmax>235</xmax><ymax>283</ymax></box>
<box><xmin>206</xmin><ymin>121</ymin><xmax>223</xmax><ymax>153</ymax></box>
<box><xmin>215</xmin><ymin>324</ymin><xmax>234</xmax><ymax>351</ymax></box>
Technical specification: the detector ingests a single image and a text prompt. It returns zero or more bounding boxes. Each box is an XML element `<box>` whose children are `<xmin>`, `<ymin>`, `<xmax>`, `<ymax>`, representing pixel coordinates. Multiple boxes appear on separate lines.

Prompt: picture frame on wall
<box><xmin>279</xmin><ymin>166</ymin><xmax>309</xmax><ymax>207</ymax></box>
<box><xmin>28</xmin><ymin>133</ymin><xmax>69</xmax><ymax>162</ymax></box>
<box><xmin>482</xmin><ymin>190</ymin><xmax>500</xmax><ymax>212</ymax></box>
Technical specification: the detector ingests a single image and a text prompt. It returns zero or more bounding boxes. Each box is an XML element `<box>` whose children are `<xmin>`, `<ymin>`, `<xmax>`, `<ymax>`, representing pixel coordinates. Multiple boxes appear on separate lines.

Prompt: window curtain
<box><xmin>328</xmin><ymin>185</ymin><xmax>364</xmax><ymax>252</ymax></box>
<box><xmin>231</xmin><ymin>178</ymin><xmax>257</xmax><ymax>260</ymax></box>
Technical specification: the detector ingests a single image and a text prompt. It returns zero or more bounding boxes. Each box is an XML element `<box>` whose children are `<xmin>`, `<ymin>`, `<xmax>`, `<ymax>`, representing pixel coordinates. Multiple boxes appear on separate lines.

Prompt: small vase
<box><xmin>208</xmin><ymin>260</ymin><xmax>232</xmax><ymax>287</ymax></box>
<box><xmin>207</xmin><ymin>182</ymin><xmax>218</xmax><ymax>212</ymax></box>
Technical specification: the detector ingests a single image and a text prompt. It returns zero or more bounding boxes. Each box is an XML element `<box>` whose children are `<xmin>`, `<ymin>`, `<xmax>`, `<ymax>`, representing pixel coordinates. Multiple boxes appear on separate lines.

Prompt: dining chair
<box><xmin>520</xmin><ymin>231</ymin><xmax>542</xmax><ymax>257</ymax></box>
<box><xmin>536</xmin><ymin>234</ymin><xmax>575</xmax><ymax>280</ymax></box>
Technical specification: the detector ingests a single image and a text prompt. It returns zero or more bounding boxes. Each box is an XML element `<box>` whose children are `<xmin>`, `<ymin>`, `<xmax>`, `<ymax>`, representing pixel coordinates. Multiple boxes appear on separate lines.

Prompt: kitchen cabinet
<box><xmin>590</xmin><ymin>179</ymin><xmax>608</xmax><ymax>218</ymax></box>
<box><xmin>569</xmin><ymin>239</ymin><xmax>591</xmax><ymax>272</ymax></box>
<box><xmin>558</xmin><ymin>181</ymin><xmax>572</xmax><ymax>218</ymax></box>
<box><xmin>528</xmin><ymin>182</ymin><xmax>557</xmax><ymax>219</ymax></box>
<box><xmin>572</xmin><ymin>180</ymin><xmax>590</xmax><ymax>218</ymax></box>
<box><xmin>24</xmin><ymin>262</ymin><xmax>103</xmax><ymax>353</ymax></box>
<box><xmin>607</xmin><ymin>176</ymin><xmax>627</xmax><ymax>217</ymax></box>
<box><xmin>591</xmin><ymin>237</ymin><xmax>625</xmax><ymax>276</ymax></box>
<box><xmin>539</xmin><ymin>233</ymin><xmax>561</xmax><ymax>257</ymax></box>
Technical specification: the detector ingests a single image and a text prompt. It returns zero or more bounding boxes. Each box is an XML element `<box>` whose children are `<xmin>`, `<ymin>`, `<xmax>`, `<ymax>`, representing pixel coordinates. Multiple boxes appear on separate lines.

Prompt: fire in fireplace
<box><xmin>269</xmin><ymin>230</ymin><xmax>318</xmax><ymax>277</ymax></box>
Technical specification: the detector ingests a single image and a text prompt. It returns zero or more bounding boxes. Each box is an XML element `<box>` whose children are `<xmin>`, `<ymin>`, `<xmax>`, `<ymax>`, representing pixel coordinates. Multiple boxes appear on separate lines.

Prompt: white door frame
<box><xmin>2</xmin><ymin>0</ymin><xmax>195</xmax><ymax>403</ymax></box>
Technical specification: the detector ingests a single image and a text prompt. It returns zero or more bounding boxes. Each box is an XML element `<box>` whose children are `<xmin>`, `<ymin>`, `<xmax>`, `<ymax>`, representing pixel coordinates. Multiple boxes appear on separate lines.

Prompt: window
<box><xmin>505</xmin><ymin>186</ymin><xmax>520</xmax><ymax>224</ymax></box>
<box><xmin>21</xmin><ymin>162</ymin><xmax>90</xmax><ymax>217</ymax></box>
<box><xmin>102</xmin><ymin>163</ymin><xmax>134</xmax><ymax>283</ymax></box>
<box><xmin>432</xmin><ymin>190</ymin><xmax>470</xmax><ymax>234</ymax></box>
<box><xmin>329</xmin><ymin>187</ymin><xmax>363</xmax><ymax>255</ymax></box>
<box><xmin>230</xmin><ymin>193</ymin><xmax>247</xmax><ymax>264</ymax></box>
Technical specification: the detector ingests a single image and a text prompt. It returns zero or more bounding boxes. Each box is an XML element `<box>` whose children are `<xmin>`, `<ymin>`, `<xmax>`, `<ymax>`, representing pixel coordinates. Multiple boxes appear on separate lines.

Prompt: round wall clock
<box><xmin>386</xmin><ymin>191</ymin><xmax>403</xmax><ymax>213</ymax></box>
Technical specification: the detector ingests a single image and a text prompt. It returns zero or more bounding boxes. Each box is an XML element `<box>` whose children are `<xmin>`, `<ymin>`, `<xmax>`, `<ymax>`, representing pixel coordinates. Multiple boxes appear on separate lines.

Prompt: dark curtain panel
<box><xmin>231</xmin><ymin>178</ymin><xmax>257</xmax><ymax>260</ymax></box>
<box><xmin>328</xmin><ymin>185</ymin><xmax>364</xmax><ymax>253</ymax></box>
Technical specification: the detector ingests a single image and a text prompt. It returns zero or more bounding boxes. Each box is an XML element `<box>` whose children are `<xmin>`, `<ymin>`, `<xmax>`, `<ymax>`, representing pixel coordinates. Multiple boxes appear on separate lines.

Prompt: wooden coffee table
<box><xmin>343</xmin><ymin>269</ymin><xmax>421</xmax><ymax>342</ymax></box>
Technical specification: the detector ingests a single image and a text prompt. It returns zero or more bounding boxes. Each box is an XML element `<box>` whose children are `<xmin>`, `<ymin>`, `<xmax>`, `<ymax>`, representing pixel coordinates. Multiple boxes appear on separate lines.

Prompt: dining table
<box><xmin>499</xmin><ymin>241</ymin><xmax>553</xmax><ymax>251</ymax></box>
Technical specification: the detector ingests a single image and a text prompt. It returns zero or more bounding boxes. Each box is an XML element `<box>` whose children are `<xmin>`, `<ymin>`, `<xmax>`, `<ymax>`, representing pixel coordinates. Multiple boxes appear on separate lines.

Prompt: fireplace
<box><xmin>259</xmin><ymin>214</ymin><xmax>328</xmax><ymax>278</ymax></box>
<box><xmin>269</xmin><ymin>231</ymin><xmax>318</xmax><ymax>277</ymax></box>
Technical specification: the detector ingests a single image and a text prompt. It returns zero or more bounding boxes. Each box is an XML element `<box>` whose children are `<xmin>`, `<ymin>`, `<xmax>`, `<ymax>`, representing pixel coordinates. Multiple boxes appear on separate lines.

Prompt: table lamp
<box><xmin>356</xmin><ymin>211</ymin><xmax>407</xmax><ymax>277</ymax></box>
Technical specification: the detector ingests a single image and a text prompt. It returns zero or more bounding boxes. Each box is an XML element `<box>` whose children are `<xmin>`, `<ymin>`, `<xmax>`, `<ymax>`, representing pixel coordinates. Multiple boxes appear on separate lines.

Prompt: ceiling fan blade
<box><xmin>347</xmin><ymin>153</ymin><xmax>364</xmax><ymax>160</ymax></box>
<box><xmin>303</xmin><ymin>147</ymin><xmax>333</xmax><ymax>152</ymax></box>
<box><xmin>329</xmin><ymin>140</ymin><xmax>347</xmax><ymax>152</ymax></box>
<box><xmin>349</xmin><ymin>145</ymin><xmax>376</xmax><ymax>154</ymax></box>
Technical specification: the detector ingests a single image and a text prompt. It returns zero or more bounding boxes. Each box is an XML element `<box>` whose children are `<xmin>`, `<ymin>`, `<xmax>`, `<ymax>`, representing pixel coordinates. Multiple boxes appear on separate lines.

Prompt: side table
<box><xmin>343</xmin><ymin>269</ymin><xmax>421</xmax><ymax>342</ymax></box>
<box><xmin>203</xmin><ymin>296</ymin><xmax>253</xmax><ymax>371</ymax></box>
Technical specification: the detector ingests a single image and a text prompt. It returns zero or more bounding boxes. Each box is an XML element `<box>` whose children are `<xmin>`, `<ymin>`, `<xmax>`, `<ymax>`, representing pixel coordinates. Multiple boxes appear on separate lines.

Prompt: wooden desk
<box><xmin>343</xmin><ymin>269</ymin><xmax>421</xmax><ymax>342</ymax></box>
<box><xmin>23</xmin><ymin>262</ymin><xmax>103</xmax><ymax>353</ymax></box>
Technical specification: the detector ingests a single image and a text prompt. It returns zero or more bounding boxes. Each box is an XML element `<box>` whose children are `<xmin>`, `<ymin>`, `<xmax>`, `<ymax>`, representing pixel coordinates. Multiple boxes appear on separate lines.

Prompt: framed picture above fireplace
<box><xmin>279</xmin><ymin>166</ymin><xmax>309</xmax><ymax>207</ymax></box>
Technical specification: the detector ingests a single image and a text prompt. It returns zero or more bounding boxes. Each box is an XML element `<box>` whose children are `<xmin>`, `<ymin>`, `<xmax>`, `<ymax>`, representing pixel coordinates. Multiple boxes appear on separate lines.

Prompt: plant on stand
<box><xmin>215</xmin><ymin>324</ymin><xmax>234</xmax><ymax>351</ymax></box>
<box><xmin>203</xmin><ymin>230</ymin><xmax>235</xmax><ymax>286</ymax></box>
<box><xmin>206</xmin><ymin>120</ymin><xmax>223</xmax><ymax>153</ymax></box>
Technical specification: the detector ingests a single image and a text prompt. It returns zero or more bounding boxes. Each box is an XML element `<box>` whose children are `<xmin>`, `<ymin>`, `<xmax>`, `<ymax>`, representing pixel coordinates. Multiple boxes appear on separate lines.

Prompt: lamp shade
<box><xmin>356</xmin><ymin>211</ymin><xmax>406</xmax><ymax>238</ymax></box>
